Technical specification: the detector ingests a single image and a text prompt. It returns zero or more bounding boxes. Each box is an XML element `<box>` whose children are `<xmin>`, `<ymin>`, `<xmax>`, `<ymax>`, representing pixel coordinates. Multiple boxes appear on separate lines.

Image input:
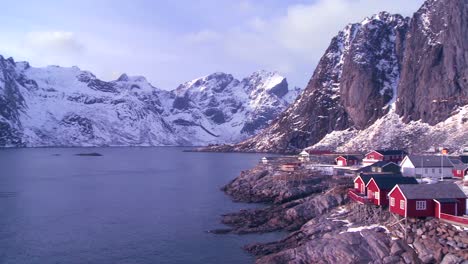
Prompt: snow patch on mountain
<box><xmin>0</xmin><ymin>56</ymin><xmax>300</xmax><ymax>147</ymax></box>
<box><xmin>310</xmin><ymin>105</ymin><xmax>468</xmax><ymax>153</ymax></box>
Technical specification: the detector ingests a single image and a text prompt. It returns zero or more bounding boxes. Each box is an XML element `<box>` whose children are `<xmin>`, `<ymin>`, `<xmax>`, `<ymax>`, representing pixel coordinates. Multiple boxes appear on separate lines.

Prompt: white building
<box><xmin>400</xmin><ymin>155</ymin><xmax>454</xmax><ymax>179</ymax></box>
<box><xmin>298</xmin><ymin>150</ymin><xmax>310</xmax><ymax>161</ymax></box>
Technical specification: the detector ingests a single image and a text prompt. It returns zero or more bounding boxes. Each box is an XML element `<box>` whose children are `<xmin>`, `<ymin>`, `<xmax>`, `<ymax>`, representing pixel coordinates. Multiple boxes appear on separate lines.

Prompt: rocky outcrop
<box><xmin>222</xmin><ymin>163</ymin><xmax>332</xmax><ymax>204</ymax></box>
<box><xmin>229</xmin><ymin>12</ymin><xmax>411</xmax><ymax>153</ymax></box>
<box><xmin>397</xmin><ymin>0</ymin><xmax>468</xmax><ymax>124</ymax></box>
<box><xmin>217</xmin><ymin>160</ymin><xmax>468</xmax><ymax>263</ymax></box>
<box><xmin>226</xmin><ymin>0</ymin><xmax>468</xmax><ymax>154</ymax></box>
<box><xmin>0</xmin><ymin>56</ymin><xmax>26</xmax><ymax>146</ymax></box>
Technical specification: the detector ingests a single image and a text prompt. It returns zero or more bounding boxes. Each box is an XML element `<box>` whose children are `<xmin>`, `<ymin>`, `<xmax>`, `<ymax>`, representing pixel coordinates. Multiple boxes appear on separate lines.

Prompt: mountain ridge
<box><xmin>0</xmin><ymin>56</ymin><xmax>300</xmax><ymax>147</ymax></box>
<box><xmin>216</xmin><ymin>0</ymin><xmax>468</xmax><ymax>154</ymax></box>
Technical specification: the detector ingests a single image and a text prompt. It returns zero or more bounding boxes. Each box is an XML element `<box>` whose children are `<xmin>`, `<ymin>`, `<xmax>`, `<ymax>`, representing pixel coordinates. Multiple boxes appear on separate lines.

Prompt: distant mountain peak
<box><xmin>0</xmin><ymin>57</ymin><xmax>300</xmax><ymax>147</ymax></box>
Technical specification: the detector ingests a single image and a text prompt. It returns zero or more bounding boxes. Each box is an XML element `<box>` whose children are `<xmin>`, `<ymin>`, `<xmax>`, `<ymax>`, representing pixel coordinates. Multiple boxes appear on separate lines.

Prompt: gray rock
<box><xmin>441</xmin><ymin>254</ymin><xmax>462</xmax><ymax>264</ymax></box>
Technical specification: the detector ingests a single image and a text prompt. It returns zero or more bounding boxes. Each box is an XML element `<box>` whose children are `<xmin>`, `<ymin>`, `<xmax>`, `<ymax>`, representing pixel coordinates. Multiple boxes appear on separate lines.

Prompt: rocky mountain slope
<box><xmin>0</xmin><ymin>57</ymin><xmax>300</xmax><ymax>147</ymax></box>
<box><xmin>228</xmin><ymin>0</ymin><xmax>468</xmax><ymax>154</ymax></box>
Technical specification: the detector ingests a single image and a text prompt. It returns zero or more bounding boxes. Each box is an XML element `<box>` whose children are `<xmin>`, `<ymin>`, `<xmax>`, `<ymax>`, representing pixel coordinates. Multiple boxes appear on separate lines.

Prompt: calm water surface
<box><xmin>0</xmin><ymin>147</ymin><xmax>283</xmax><ymax>264</ymax></box>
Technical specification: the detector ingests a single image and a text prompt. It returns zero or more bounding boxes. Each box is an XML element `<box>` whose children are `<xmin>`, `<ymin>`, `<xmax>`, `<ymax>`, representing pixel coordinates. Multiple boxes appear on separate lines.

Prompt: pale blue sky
<box><xmin>0</xmin><ymin>0</ymin><xmax>425</xmax><ymax>90</ymax></box>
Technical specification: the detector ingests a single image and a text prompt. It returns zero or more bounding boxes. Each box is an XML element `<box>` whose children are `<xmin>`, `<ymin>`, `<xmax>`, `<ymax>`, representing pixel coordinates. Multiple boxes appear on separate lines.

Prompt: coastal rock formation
<box><xmin>0</xmin><ymin>56</ymin><xmax>300</xmax><ymax>147</ymax></box>
<box><xmin>218</xmin><ymin>162</ymin><xmax>468</xmax><ymax>263</ymax></box>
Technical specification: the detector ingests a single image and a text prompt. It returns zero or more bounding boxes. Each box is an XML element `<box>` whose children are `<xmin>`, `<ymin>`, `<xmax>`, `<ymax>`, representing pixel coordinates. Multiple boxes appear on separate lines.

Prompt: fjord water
<box><xmin>0</xmin><ymin>147</ymin><xmax>281</xmax><ymax>264</ymax></box>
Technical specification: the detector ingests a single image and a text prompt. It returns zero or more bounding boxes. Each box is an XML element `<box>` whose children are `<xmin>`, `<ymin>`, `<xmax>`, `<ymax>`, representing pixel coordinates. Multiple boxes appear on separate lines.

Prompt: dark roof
<box><xmin>397</xmin><ymin>183</ymin><xmax>467</xmax><ymax>199</ymax></box>
<box><xmin>434</xmin><ymin>198</ymin><xmax>460</xmax><ymax>203</ymax></box>
<box><xmin>449</xmin><ymin>157</ymin><xmax>462</xmax><ymax>165</ymax></box>
<box><xmin>460</xmin><ymin>155</ymin><xmax>468</xmax><ymax>164</ymax></box>
<box><xmin>336</xmin><ymin>155</ymin><xmax>361</xmax><ymax>161</ymax></box>
<box><xmin>375</xmin><ymin>150</ymin><xmax>407</xmax><ymax>156</ymax></box>
<box><xmin>357</xmin><ymin>165</ymin><xmax>373</xmax><ymax>173</ymax></box>
<box><xmin>359</xmin><ymin>173</ymin><xmax>403</xmax><ymax>184</ymax></box>
<box><xmin>371</xmin><ymin>161</ymin><xmax>401</xmax><ymax>168</ymax></box>
<box><xmin>405</xmin><ymin>155</ymin><xmax>454</xmax><ymax>168</ymax></box>
<box><xmin>453</xmin><ymin>162</ymin><xmax>468</xmax><ymax>170</ymax></box>
<box><xmin>370</xmin><ymin>176</ymin><xmax>418</xmax><ymax>190</ymax></box>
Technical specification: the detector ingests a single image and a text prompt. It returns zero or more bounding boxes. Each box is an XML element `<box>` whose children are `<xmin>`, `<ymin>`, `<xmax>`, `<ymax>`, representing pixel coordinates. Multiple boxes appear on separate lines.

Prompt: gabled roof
<box><xmin>374</xmin><ymin>150</ymin><xmax>408</xmax><ymax>156</ymax></box>
<box><xmin>397</xmin><ymin>183</ymin><xmax>466</xmax><ymax>199</ymax></box>
<box><xmin>405</xmin><ymin>155</ymin><xmax>454</xmax><ymax>168</ymax></box>
<box><xmin>358</xmin><ymin>173</ymin><xmax>402</xmax><ymax>185</ymax></box>
<box><xmin>453</xmin><ymin>162</ymin><xmax>468</xmax><ymax>170</ymax></box>
<box><xmin>368</xmin><ymin>176</ymin><xmax>418</xmax><ymax>190</ymax></box>
<box><xmin>336</xmin><ymin>155</ymin><xmax>360</xmax><ymax>161</ymax></box>
<box><xmin>371</xmin><ymin>161</ymin><xmax>400</xmax><ymax>168</ymax></box>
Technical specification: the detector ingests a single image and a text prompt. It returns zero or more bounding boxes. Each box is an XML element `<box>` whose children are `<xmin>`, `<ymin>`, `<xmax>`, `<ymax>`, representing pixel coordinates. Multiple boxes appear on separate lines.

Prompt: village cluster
<box><xmin>261</xmin><ymin>148</ymin><xmax>468</xmax><ymax>226</ymax></box>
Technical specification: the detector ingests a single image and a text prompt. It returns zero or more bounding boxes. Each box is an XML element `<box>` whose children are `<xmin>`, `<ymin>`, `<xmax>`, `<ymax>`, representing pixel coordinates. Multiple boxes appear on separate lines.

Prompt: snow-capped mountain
<box><xmin>0</xmin><ymin>57</ymin><xmax>300</xmax><ymax>147</ymax></box>
<box><xmin>225</xmin><ymin>0</ymin><xmax>468</xmax><ymax>153</ymax></box>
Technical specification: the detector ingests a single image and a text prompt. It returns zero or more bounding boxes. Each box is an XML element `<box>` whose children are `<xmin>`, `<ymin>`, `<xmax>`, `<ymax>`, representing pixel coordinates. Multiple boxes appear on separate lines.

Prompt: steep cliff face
<box><xmin>230</xmin><ymin>0</ymin><xmax>468</xmax><ymax>153</ymax></box>
<box><xmin>233</xmin><ymin>13</ymin><xmax>410</xmax><ymax>153</ymax></box>
<box><xmin>340</xmin><ymin>12</ymin><xmax>409</xmax><ymax>128</ymax></box>
<box><xmin>0</xmin><ymin>56</ymin><xmax>26</xmax><ymax>146</ymax></box>
<box><xmin>396</xmin><ymin>0</ymin><xmax>468</xmax><ymax>124</ymax></box>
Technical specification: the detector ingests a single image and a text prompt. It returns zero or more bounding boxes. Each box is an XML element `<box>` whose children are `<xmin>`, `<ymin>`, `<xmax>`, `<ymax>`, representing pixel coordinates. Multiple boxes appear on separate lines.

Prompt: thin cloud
<box><xmin>24</xmin><ymin>31</ymin><xmax>85</xmax><ymax>56</ymax></box>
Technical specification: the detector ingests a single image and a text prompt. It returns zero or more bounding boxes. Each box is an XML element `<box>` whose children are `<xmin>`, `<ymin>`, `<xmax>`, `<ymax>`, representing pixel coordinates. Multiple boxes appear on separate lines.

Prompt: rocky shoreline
<box><xmin>215</xmin><ymin>162</ymin><xmax>468</xmax><ymax>264</ymax></box>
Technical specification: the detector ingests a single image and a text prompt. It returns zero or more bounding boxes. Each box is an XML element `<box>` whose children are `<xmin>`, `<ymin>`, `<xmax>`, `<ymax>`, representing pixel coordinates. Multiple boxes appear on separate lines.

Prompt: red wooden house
<box><xmin>362</xmin><ymin>150</ymin><xmax>407</xmax><ymax>166</ymax></box>
<box><xmin>388</xmin><ymin>183</ymin><xmax>467</xmax><ymax>218</ymax></box>
<box><xmin>366</xmin><ymin>176</ymin><xmax>418</xmax><ymax>206</ymax></box>
<box><xmin>451</xmin><ymin>159</ymin><xmax>468</xmax><ymax>179</ymax></box>
<box><xmin>335</xmin><ymin>155</ymin><xmax>360</xmax><ymax>167</ymax></box>
<box><xmin>353</xmin><ymin>173</ymin><xmax>402</xmax><ymax>196</ymax></box>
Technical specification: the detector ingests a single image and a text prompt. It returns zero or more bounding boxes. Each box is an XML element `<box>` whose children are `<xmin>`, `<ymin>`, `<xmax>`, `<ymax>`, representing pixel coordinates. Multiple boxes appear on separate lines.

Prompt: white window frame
<box><xmin>416</xmin><ymin>201</ymin><xmax>427</xmax><ymax>210</ymax></box>
<box><xmin>374</xmin><ymin>192</ymin><xmax>379</xmax><ymax>200</ymax></box>
<box><xmin>390</xmin><ymin>197</ymin><xmax>395</xmax><ymax>206</ymax></box>
<box><xmin>354</xmin><ymin>183</ymin><xmax>359</xmax><ymax>189</ymax></box>
<box><xmin>400</xmin><ymin>200</ymin><xmax>405</xmax><ymax>210</ymax></box>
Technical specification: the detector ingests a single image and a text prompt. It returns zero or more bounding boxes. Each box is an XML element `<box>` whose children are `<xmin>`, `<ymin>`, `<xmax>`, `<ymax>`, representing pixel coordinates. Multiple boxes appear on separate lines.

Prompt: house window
<box><xmin>374</xmin><ymin>192</ymin><xmax>379</xmax><ymax>200</ymax></box>
<box><xmin>354</xmin><ymin>183</ymin><xmax>358</xmax><ymax>189</ymax></box>
<box><xmin>390</xmin><ymin>197</ymin><xmax>395</xmax><ymax>206</ymax></box>
<box><xmin>400</xmin><ymin>200</ymin><xmax>405</xmax><ymax>209</ymax></box>
<box><xmin>416</xmin><ymin>201</ymin><xmax>427</xmax><ymax>210</ymax></box>
<box><xmin>458</xmin><ymin>170</ymin><xmax>462</xmax><ymax>174</ymax></box>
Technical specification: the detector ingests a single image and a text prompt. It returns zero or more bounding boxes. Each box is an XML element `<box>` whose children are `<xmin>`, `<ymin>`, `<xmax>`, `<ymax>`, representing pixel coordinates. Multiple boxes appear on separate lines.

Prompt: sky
<box><xmin>0</xmin><ymin>0</ymin><xmax>425</xmax><ymax>90</ymax></box>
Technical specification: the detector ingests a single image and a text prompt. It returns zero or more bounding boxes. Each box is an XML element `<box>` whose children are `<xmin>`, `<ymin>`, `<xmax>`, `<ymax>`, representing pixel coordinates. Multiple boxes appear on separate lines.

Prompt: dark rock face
<box><xmin>230</xmin><ymin>0</ymin><xmax>467</xmax><ymax>153</ymax></box>
<box><xmin>340</xmin><ymin>13</ymin><xmax>409</xmax><ymax>129</ymax></box>
<box><xmin>233</xmin><ymin>13</ymin><xmax>410</xmax><ymax>153</ymax></box>
<box><xmin>397</xmin><ymin>0</ymin><xmax>468</xmax><ymax>124</ymax></box>
<box><xmin>0</xmin><ymin>56</ymin><xmax>25</xmax><ymax>146</ymax></box>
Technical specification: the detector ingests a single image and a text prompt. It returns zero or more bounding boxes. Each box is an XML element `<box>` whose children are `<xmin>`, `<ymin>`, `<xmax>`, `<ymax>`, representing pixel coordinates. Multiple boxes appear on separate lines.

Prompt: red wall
<box><xmin>367</xmin><ymin>180</ymin><xmax>379</xmax><ymax>205</ymax></box>
<box><xmin>354</xmin><ymin>177</ymin><xmax>366</xmax><ymax>194</ymax></box>
<box><xmin>452</xmin><ymin>169</ymin><xmax>464</xmax><ymax>179</ymax></box>
<box><xmin>389</xmin><ymin>187</ymin><xmax>406</xmax><ymax>217</ymax></box>
<box><xmin>366</xmin><ymin>151</ymin><xmax>383</xmax><ymax>161</ymax></box>
<box><xmin>440</xmin><ymin>203</ymin><xmax>457</xmax><ymax>216</ymax></box>
<box><xmin>456</xmin><ymin>198</ymin><xmax>466</xmax><ymax>216</ymax></box>
<box><xmin>407</xmin><ymin>199</ymin><xmax>435</xmax><ymax>217</ymax></box>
